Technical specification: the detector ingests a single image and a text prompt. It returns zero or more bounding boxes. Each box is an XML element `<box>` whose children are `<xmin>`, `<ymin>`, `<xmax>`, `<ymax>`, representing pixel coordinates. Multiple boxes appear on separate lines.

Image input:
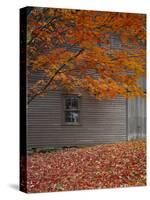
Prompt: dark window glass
<box><xmin>65</xmin><ymin>111</ymin><xmax>79</xmax><ymax>123</ymax></box>
<box><xmin>64</xmin><ymin>95</ymin><xmax>80</xmax><ymax>124</ymax></box>
<box><xmin>71</xmin><ymin>97</ymin><xmax>78</xmax><ymax>109</ymax></box>
<box><xmin>65</xmin><ymin>98</ymin><xmax>72</xmax><ymax>109</ymax></box>
<box><xmin>110</xmin><ymin>36</ymin><xmax>121</xmax><ymax>48</ymax></box>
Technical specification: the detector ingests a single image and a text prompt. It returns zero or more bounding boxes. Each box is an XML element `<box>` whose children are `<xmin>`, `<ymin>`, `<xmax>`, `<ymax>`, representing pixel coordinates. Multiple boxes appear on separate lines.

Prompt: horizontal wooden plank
<box><xmin>27</xmin><ymin>89</ymin><xmax>127</xmax><ymax>148</ymax></box>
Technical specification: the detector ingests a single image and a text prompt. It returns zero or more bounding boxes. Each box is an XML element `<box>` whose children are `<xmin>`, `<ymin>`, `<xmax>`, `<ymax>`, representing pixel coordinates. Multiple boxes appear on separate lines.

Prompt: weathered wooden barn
<box><xmin>25</xmin><ymin>37</ymin><xmax>146</xmax><ymax>150</ymax></box>
<box><xmin>26</xmin><ymin>78</ymin><xmax>146</xmax><ymax>149</ymax></box>
<box><xmin>19</xmin><ymin>14</ymin><xmax>146</xmax><ymax>150</ymax></box>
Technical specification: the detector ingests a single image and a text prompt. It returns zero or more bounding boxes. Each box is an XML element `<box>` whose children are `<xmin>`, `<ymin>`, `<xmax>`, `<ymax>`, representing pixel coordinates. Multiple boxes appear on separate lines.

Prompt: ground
<box><xmin>26</xmin><ymin>140</ymin><xmax>146</xmax><ymax>193</ymax></box>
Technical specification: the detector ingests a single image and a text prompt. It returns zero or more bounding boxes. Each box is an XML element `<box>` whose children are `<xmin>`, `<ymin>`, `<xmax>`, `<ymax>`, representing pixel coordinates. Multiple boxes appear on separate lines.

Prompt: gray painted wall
<box><xmin>27</xmin><ymin>91</ymin><xmax>127</xmax><ymax>148</ymax></box>
<box><xmin>127</xmin><ymin>78</ymin><xmax>146</xmax><ymax>140</ymax></box>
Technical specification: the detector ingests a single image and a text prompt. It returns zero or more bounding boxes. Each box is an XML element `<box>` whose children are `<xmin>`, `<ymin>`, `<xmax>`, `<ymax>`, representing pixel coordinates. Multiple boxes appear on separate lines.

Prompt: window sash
<box><xmin>110</xmin><ymin>36</ymin><xmax>121</xmax><ymax>48</ymax></box>
<box><xmin>63</xmin><ymin>95</ymin><xmax>80</xmax><ymax>125</ymax></box>
<box><xmin>65</xmin><ymin>96</ymin><xmax>79</xmax><ymax>110</ymax></box>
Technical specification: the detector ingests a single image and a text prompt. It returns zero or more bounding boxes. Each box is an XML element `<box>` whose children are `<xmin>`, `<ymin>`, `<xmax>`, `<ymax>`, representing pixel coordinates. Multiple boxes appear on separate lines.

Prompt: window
<box><xmin>63</xmin><ymin>95</ymin><xmax>80</xmax><ymax>125</ymax></box>
<box><xmin>110</xmin><ymin>35</ymin><xmax>121</xmax><ymax>49</ymax></box>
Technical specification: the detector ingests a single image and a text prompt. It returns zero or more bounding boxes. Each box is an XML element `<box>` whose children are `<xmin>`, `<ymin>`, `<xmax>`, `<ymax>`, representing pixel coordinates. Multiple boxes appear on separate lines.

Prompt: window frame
<box><xmin>110</xmin><ymin>35</ymin><xmax>122</xmax><ymax>49</ymax></box>
<box><xmin>62</xmin><ymin>94</ymin><xmax>81</xmax><ymax>126</ymax></box>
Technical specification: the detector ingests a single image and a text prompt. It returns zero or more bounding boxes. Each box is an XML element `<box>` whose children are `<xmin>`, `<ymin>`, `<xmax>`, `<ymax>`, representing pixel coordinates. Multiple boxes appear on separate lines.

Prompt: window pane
<box><xmin>65</xmin><ymin>111</ymin><xmax>71</xmax><ymax>122</ymax></box>
<box><xmin>110</xmin><ymin>36</ymin><xmax>121</xmax><ymax>48</ymax></box>
<box><xmin>65</xmin><ymin>111</ymin><xmax>79</xmax><ymax>123</ymax></box>
<box><xmin>72</xmin><ymin>97</ymin><xmax>78</xmax><ymax>109</ymax></box>
<box><xmin>65</xmin><ymin>98</ymin><xmax>72</xmax><ymax>109</ymax></box>
<box><xmin>65</xmin><ymin>96</ymin><xmax>79</xmax><ymax>109</ymax></box>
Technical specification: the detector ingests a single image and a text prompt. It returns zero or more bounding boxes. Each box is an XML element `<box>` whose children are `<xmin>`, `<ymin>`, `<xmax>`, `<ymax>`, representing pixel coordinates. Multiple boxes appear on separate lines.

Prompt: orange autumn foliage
<box><xmin>27</xmin><ymin>7</ymin><xmax>146</xmax><ymax>104</ymax></box>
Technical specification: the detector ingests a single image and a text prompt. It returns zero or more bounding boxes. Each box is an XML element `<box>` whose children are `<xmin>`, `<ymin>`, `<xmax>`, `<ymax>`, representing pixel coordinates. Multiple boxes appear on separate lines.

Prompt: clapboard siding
<box><xmin>127</xmin><ymin>78</ymin><xmax>146</xmax><ymax>140</ymax></box>
<box><xmin>27</xmin><ymin>90</ymin><xmax>127</xmax><ymax>148</ymax></box>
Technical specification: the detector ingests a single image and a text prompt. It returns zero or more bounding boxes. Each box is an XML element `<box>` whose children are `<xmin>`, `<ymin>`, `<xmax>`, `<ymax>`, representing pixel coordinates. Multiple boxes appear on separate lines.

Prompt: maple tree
<box><xmin>26</xmin><ymin>7</ymin><xmax>146</xmax><ymax>104</ymax></box>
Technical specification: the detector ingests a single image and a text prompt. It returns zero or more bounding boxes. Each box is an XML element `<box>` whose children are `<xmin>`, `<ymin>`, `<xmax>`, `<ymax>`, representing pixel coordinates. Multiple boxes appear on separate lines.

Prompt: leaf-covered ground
<box><xmin>26</xmin><ymin>140</ymin><xmax>146</xmax><ymax>193</ymax></box>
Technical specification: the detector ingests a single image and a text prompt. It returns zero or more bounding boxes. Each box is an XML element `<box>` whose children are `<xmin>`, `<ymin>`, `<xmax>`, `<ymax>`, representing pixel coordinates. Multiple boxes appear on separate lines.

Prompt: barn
<box><xmin>25</xmin><ymin>40</ymin><xmax>146</xmax><ymax>149</ymax></box>
<box><xmin>25</xmin><ymin>78</ymin><xmax>146</xmax><ymax>149</ymax></box>
<box><xmin>24</xmin><ymin>42</ymin><xmax>146</xmax><ymax>150</ymax></box>
<box><xmin>19</xmin><ymin>7</ymin><xmax>146</xmax><ymax>151</ymax></box>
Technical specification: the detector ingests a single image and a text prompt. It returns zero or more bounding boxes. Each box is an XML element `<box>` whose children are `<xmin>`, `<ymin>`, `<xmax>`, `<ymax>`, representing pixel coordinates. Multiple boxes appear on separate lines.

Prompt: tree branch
<box><xmin>27</xmin><ymin>48</ymin><xmax>84</xmax><ymax>104</ymax></box>
<box><xmin>27</xmin><ymin>16</ymin><xmax>61</xmax><ymax>46</ymax></box>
